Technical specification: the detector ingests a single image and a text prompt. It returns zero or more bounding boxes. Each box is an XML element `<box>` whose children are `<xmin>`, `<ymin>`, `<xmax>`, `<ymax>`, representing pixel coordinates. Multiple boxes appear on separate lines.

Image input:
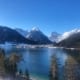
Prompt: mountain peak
<box><xmin>31</xmin><ymin>27</ymin><xmax>40</xmax><ymax>31</ymax></box>
<box><xmin>26</xmin><ymin>27</ymin><xmax>52</xmax><ymax>44</ymax></box>
<box><xmin>49</xmin><ymin>32</ymin><xmax>60</xmax><ymax>42</ymax></box>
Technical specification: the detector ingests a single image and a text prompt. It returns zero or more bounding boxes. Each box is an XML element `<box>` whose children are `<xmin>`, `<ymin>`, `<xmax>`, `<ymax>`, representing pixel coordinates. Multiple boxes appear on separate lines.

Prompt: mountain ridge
<box><xmin>56</xmin><ymin>29</ymin><xmax>80</xmax><ymax>47</ymax></box>
<box><xmin>0</xmin><ymin>26</ymin><xmax>37</xmax><ymax>44</ymax></box>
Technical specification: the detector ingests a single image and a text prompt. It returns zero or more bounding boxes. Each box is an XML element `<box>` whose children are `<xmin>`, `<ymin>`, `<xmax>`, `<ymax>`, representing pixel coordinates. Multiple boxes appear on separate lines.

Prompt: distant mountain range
<box><xmin>49</xmin><ymin>32</ymin><xmax>60</xmax><ymax>42</ymax></box>
<box><xmin>0</xmin><ymin>26</ymin><xmax>53</xmax><ymax>44</ymax></box>
<box><xmin>0</xmin><ymin>25</ymin><xmax>80</xmax><ymax>47</ymax></box>
<box><xmin>15</xmin><ymin>27</ymin><xmax>80</xmax><ymax>47</ymax></box>
<box><xmin>0</xmin><ymin>26</ymin><xmax>36</xmax><ymax>44</ymax></box>
<box><xmin>15</xmin><ymin>27</ymin><xmax>52</xmax><ymax>44</ymax></box>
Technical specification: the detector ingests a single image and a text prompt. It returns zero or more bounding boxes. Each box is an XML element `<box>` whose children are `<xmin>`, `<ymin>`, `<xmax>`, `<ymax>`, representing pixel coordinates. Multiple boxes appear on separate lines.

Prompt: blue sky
<box><xmin>0</xmin><ymin>0</ymin><xmax>80</xmax><ymax>35</ymax></box>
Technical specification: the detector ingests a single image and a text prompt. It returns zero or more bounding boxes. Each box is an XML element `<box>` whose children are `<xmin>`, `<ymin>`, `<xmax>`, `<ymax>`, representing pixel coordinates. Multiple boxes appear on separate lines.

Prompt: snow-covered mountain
<box><xmin>49</xmin><ymin>32</ymin><xmax>60</xmax><ymax>42</ymax></box>
<box><xmin>15</xmin><ymin>28</ymin><xmax>28</xmax><ymax>37</ymax></box>
<box><xmin>26</xmin><ymin>27</ymin><xmax>52</xmax><ymax>44</ymax></box>
<box><xmin>0</xmin><ymin>26</ymin><xmax>37</xmax><ymax>44</ymax></box>
<box><xmin>58</xmin><ymin>29</ymin><xmax>80</xmax><ymax>42</ymax></box>
<box><xmin>57</xmin><ymin>29</ymin><xmax>80</xmax><ymax>47</ymax></box>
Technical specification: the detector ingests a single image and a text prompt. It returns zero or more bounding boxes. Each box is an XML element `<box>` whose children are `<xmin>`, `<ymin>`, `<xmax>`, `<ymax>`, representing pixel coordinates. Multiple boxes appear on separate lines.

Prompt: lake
<box><xmin>2</xmin><ymin>46</ymin><xmax>80</xmax><ymax>80</ymax></box>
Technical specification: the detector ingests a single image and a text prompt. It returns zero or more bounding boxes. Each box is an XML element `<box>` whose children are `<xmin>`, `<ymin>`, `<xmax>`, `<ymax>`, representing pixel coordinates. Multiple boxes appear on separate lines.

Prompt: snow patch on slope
<box><xmin>58</xmin><ymin>29</ymin><xmax>80</xmax><ymax>42</ymax></box>
<box><xmin>31</xmin><ymin>27</ymin><xmax>40</xmax><ymax>31</ymax></box>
